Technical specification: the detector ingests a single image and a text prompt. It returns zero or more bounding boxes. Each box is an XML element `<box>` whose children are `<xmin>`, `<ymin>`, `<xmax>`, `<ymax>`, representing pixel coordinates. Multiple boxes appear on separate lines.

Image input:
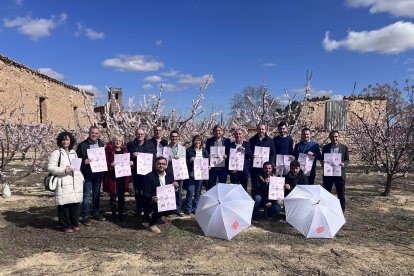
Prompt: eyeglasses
<box><xmin>171</xmin><ymin>136</ymin><xmax>179</xmax><ymax>138</ymax></box>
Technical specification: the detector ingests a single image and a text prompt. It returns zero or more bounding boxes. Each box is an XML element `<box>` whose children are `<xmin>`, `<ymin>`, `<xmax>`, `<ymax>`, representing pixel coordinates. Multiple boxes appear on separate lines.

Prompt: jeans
<box><xmin>185</xmin><ymin>177</ymin><xmax>203</xmax><ymax>213</ymax></box>
<box><xmin>207</xmin><ymin>169</ymin><xmax>228</xmax><ymax>190</ymax></box>
<box><xmin>252</xmin><ymin>194</ymin><xmax>283</xmax><ymax>219</ymax></box>
<box><xmin>229</xmin><ymin>171</ymin><xmax>248</xmax><ymax>191</ymax></box>
<box><xmin>323</xmin><ymin>176</ymin><xmax>346</xmax><ymax>212</ymax></box>
<box><xmin>175</xmin><ymin>180</ymin><xmax>184</xmax><ymax>212</ymax></box>
<box><xmin>82</xmin><ymin>173</ymin><xmax>103</xmax><ymax>217</ymax></box>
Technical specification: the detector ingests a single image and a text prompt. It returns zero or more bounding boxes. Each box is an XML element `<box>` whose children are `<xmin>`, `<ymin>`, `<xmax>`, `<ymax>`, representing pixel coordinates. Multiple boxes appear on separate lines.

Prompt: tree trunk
<box><xmin>382</xmin><ymin>173</ymin><xmax>393</xmax><ymax>196</ymax></box>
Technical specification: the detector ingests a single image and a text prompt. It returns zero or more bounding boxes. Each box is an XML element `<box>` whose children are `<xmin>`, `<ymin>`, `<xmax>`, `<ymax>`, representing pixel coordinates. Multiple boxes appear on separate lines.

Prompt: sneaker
<box><xmin>63</xmin><ymin>228</ymin><xmax>73</xmax><ymax>233</ymax></box>
<box><xmin>82</xmin><ymin>217</ymin><xmax>91</xmax><ymax>226</ymax></box>
<box><xmin>72</xmin><ymin>226</ymin><xmax>81</xmax><ymax>231</ymax></box>
<box><xmin>175</xmin><ymin>211</ymin><xmax>185</xmax><ymax>217</ymax></box>
<box><xmin>184</xmin><ymin>211</ymin><xmax>192</xmax><ymax>215</ymax></box>
<box><xmin>92</xmin><ymin>214</ymin><xmax>106</xmax><ymax>221</ymax></box>
<box><xmin>148</xmin><ymin>225</ymin><xmax>161</xmax><ymax>234</ymax></box>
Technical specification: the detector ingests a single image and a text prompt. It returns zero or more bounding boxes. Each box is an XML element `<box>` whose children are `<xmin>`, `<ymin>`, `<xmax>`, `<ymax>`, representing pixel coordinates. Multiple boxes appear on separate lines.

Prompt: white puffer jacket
<box><xmin>47</xmin><ymin>149</ymin><xmax>84</xmax><ymax>205</ymax></box>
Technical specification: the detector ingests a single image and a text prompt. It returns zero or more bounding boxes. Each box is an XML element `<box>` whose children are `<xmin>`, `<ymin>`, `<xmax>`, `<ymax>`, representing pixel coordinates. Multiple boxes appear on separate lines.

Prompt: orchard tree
<box><xmin>347</xmin><ymin>81</ymin><xmax>414</xmax><ymax>196</ymax></box>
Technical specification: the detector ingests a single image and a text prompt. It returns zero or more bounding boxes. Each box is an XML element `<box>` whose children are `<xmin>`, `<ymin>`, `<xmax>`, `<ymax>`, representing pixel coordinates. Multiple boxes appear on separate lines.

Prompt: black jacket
<box><xmin>127</xmin><ymin>138</ymin><xmax>156</xmax><ymax>171</ymax></box>
<box><xmin>249</xmin><ymin>134</ymin><xmax>276</xmax><ymax>166</ymax></box>
<box><xmin>186</xmin><ymin>146</ymin><xmax>209</xmax><ymax>173</ymax></box>
<box><xmin>322</xmin><ymin>143</ymin><xmax>349</xmax><ymax>179</ymax></box>
<box><xmin>143</xmin><ymin>171</ymin><xmax>175</xmax><ymax>199</ymax></box>
<box><xmin>76</xmin><ymin>138</ymin><xmax>105</xmax><ymax>178</ymax></box>
<box><xmin>229</xmin><ymin>141</ymin><xmax>253</xmax><ymax>175</ymax></box>
<box><xmin>284</xmin><ymin>170</ymin><xmax>308</xmax><ymax>196</ymax></box>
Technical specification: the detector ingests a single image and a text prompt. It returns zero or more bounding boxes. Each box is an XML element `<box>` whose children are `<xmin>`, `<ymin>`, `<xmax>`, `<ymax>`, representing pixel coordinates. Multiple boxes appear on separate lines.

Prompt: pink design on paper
<box><xmin>316</xmin><ymin>226</ymin><xmax>325</xmax><ymax>234</ymax></box>
<box><xmin>231</xmin><ymin>220</ymin><xmax>239</xmax><ymax>230</ymax></box>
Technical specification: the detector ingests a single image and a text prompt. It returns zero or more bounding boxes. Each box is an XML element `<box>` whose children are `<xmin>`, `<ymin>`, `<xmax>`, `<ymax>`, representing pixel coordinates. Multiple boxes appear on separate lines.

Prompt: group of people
<box><xmin>47</xmin><ymin>122</ymin><xmax>349</xmax><ymax>234</ymax></box>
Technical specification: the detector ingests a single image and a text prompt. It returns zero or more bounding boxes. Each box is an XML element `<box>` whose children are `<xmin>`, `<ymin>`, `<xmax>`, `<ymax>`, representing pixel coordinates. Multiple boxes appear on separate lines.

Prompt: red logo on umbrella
<box><xmin>231</xmin><ymin>220</ymin><xmax>239</xmax><ymax>230</ymax></box>
<box><xmin>316</xmin><ymin>226</ymin><xmax>325</xmax><ymax>234</ymax></box>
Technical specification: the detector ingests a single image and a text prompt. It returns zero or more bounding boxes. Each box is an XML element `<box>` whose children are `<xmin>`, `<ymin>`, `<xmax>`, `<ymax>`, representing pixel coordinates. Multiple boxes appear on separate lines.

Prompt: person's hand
<box><xmin>284</xmin><ymin>184</ymin><xmax>291</xmax><ymax>190</ymax></box>
<box><xmin>232</xmin><ymin>170</ymin><xmax>237</xmax><ymax>173</ymax></box>
<box><xmin>190</xmin><ymin>157</ymin><xmax>195</xmax><ymax>162</ymax></box>
<box><xmin>65</xmin><ymin>166</ymin><xmax>73</xmax><ymax>173</ymax></box>
<box><xmin>289</xmin><ymin>155</ymin><xmax>295</xmax><ymax>161</ymax></box>
<box><xmin>264</xmin><ymin>202</ymin><xmax>272</xmax><ymax>208</ymax></box>
<box><xmin>307</xmin><ymin>151</ymin><xmax>314</xmax><ymax>156</ymax></box>
<box><xmin>174</xmin><ymin>156</ymin><xmax>180</xmax><ymax>159</ymax></box>
<box><xmin>223</xmin><ymin>155</ymin><xmax>227</xmax><ymax>159</ymax></box>
<box><xmin>133</xmin><ymin>152</ymin><xmax>139</xmax><ymax>157</ymax></box>
<box><xmin>320</xmin><ymin>160</ymin><xmax>325</xmax><ymax>166</ymax></box>
<box><xmin>111</xmin><ymin>161</ymin><xmax>116</xmax><ymax>167</ymax></box>
<box><xmin>85</xmin><ymin>159</ymin><xmax>91</xmax><ymax>165</ymax></box>
<box><xmin>172</xmin><ymin>181</ymin><xmax>179</xmax><ymax>191</ymax></box>
<box><xmin>152</xmin><ymin>196</ymin><xmax>158</xmax><ymax>202</ymax></box>
<box><xmin>237</xmin><ymin>146</ymin><xmax>245</xmax><ymax>153</ymax></box>
<box><xmin>339</xmin><ymin>162</ymin><xmax>344</xmax><ymax>167</ymax></box>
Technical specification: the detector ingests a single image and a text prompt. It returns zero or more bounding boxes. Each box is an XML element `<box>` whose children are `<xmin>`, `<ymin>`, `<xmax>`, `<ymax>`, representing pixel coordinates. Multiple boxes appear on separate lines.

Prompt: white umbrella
<box><xmin>285</xmin><ymin>185</ymin><xmax>345</xmax><ymax>238</ymax></box>
<box><xmin>195</xmin><ymin>183</ymin><xmax>254</xmax><ymax>240</ymax></box>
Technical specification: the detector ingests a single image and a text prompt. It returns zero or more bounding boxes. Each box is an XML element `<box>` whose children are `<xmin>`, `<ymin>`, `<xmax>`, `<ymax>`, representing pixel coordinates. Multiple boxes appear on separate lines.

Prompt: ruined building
<box><xmin>0</xmin><ymin>54</ymin><xmax>94</xmax><ymax>129</ymax></box>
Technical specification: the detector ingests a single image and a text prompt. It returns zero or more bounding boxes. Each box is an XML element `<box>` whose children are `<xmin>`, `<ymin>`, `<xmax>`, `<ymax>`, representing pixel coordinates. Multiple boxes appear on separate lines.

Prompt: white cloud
<box><xmin>37</xmin><ymin>68</ymin><xmax>64</xmax><ymax>81</ymax></box>
<box><xmin>404</xmin><ymin>57</ymin><xmax>414</xmax><ymax>64</ymax></box>
<box><xmin>177</xmin><ymin>73</ymin><xmax>215</xmax><ymax>85</ymax></box>
<box><xmin>142</xmin><ymin>84</ymin><xmax>154</xmax><ymax>90</ymax></box>
<box><xmin>143</xmin><ymin>75</ymin><xmax>163</xmax><ymax>82</ymax></box>
<box><xmin>407</xmin><ymin>67</ymin><xmax>414</xmax><ymax>72</ymax></box>
<box><xmin>102</xmin><ymin>54</ymin><xmax>164</xmax><ymax>72</ymax></box>
<box><xmin>160</xmin><ymin>83</ymin><xmax>178</xmax><ymax>92</ymax></box>
<box><xmin>346</xmin><ymin>0</ymin><xmax>414</xmax><ymax>18</ymax></box>
<box><xmin>323</xmin><ymin>21</ymin><xmax>414</xmax><ymax>54</ymax></box>
<box><xmin>155</xmin><ymin>39</ymin><xmax>163</xmax><ymax>46</ymax></box>
<box><xmin>75</xmin><ymin>22</ymin><xmax>105</xmax><ymax>40</ymax></box>
<box><xmin>14</xmin><ymin>0</ymin><xmax>23</xmax><ymax>6</ymax></box>
<box><xmin>262</xmin><ymin>63</ymin><xmax>275</xmax><ymax>67</ymax></box>
<box><xmin>85</xmin><ymin>28</ymin><xmax>105</xmax><ymax>40</ymax></box>
<box><xmin>3</xmin><ymin>13</ymin><xmax>67</xmax><ymax>40</ymax></box>
<box><xmin>160</xmin><ymin>69</ymin><xmax>179</xmax><ymax>77</ymax></box>
<box><xmin>74</xmin><ymin>84</ymin><xmax>103</xmax><ymax>97</ymax></box>
<box><xmin>284</xmin><ymin>87</ymin><xmax>343</xmax><ymax>101</ymax></box>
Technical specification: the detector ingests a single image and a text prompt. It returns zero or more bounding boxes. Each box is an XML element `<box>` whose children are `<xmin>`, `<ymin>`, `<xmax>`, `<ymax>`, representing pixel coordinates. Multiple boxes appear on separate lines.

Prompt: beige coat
<box><xmin>47</xmin><ymin>149</ymin><xmax>84</xmax><ymax>205</ymax></box>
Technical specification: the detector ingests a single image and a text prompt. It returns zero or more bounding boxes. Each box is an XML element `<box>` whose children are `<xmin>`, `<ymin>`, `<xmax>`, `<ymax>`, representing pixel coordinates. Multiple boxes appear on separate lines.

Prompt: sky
<box><xmin>1</xmin><ymin>0</ymin><xmax>414</xmax><ymax>116</ymax></box>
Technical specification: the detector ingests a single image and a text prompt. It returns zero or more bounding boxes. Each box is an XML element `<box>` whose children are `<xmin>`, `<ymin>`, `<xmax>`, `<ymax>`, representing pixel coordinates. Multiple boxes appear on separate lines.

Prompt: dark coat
<box><xmin>273</xmin><ymin>135</ymin><xmax>294</xmax><ymax>155</ymax></box>
<box><xmin>143</xmin><ymin>170</ymin><xmax>175</xmax><ymax>199</ymax></box>
<box><xmin>229</xmin><ymin>141</ymin><xmax>253</xmax><ymax>175</ymax></box>
<box><xmin>254</xmin><ymin>170</ymin><xmax>272</xmax><ymax>199</ymax></box>
<box><xmin>322</xmin><ymin>143</ymin><xmax>349</xmax><ymax>179</ymax></box>
<box><xmin>284</xmin><ymin>170</ymin><xmax>308</xmax><ymax>196</ymax></box>
<box><xmin>148</xmin><ymin>137</ymin><xmax>168</xmax><ymax>151</ymax></box>
<box><xmin>102</xmin><ymin>141</ymin><xmax>131</xmax><ymax>194</ymax></box>
<box><xmin>186</xmin><ymin>146</ymin><xmax>209</xmax><ymax>173</ymax></box>
<box><xmin>249</xmin><ymin>134</ymin><xmax>276</xmax><ymax>166</ymax></box>
<box><xmin>76</xmin><ymin>138</ymin><xmax>105</xmax><ymax>179</ymax></box>
<box><xmin>126</xmin><ymin>138</ymin><xmax>156</xmax><ymax>172</ymax></box>
<box><xmin>205</xmin><ymin>136</ymin><xmax>231</xmax><ymax>170</ymax></box>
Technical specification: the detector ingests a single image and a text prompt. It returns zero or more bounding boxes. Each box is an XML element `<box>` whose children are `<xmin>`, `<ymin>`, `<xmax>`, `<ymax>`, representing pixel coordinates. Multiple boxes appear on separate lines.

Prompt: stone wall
<box><xmin>0</xmin><ymin>55</ymin><xmax>94</xmax><ymax>129</ymax></box>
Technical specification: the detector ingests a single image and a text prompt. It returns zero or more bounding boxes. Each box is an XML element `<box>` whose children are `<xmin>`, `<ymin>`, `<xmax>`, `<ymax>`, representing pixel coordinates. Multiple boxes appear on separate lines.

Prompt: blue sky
<box><xmin>1</xmin><ymin>0</ymin><xmax>414</xmax><ymax>115</ymax></box>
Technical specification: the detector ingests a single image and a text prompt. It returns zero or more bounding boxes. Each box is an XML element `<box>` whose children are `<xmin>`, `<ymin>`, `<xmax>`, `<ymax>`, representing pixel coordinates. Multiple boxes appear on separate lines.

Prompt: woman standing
<box><xmin>47</xmin><ymin>131</ymin><xmax>84</xmax><ymax>233</ymax></box>
<box><xmin>103</xmin><ymin>134</ymin><xmax>131</xmax><ymax>222</ymax></box>
<box><xmin>185</xmin><ymin>135</ymin><xmax>208</xmax><ymax>214</ymax></box>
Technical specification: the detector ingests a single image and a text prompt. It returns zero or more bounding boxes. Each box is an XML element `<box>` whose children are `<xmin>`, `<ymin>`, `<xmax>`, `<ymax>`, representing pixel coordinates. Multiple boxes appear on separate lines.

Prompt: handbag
<box><xmin>44</xmin><ymin>151</ymin><xmax>62</xmax><ymax>191</ymax></box>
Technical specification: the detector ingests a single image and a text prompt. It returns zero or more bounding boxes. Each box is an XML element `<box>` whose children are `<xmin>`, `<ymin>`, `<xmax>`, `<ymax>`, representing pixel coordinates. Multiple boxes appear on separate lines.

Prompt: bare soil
<box><xmin>0</xmin><ymin>167</ymin><xmax>413</xmax><ymax>275</ymax></box>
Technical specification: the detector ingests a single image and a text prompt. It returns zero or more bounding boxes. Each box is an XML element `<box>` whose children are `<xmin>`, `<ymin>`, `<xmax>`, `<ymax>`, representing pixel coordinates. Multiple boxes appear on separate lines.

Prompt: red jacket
<box><xmin>103</xmin><ymin>141</ymin><xmax>131</xmax><ymax>194</ymax></box>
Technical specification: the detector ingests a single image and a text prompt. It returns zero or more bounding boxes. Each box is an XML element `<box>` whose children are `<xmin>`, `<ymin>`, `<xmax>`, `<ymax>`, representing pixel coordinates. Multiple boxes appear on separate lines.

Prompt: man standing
<box><xmin>148</xmin><ymin>125</ymin><xmax>168</xmax><ymax>157</ymax></box>
<box><xmin>127</xmin><ymin>128</ymin><xmax>156</xmax><ymax>217</ymax></box>
<box><xmin>273</xmin><ymin>121</ymin><xmax>294</xmax><ymax>157</ymax></box>
<box><xmin>321</xmin><ymin>130</ymin><xmax>349</xmax><ymax>212</ymax></box>
<box><xmin>76</xmin><ymin>126</ymin><xmax>105</xmax><ymax>225</ymax></box>
<box><xmin>206</xmin><ymin>124</ymin><xmax>231</xmax><ymax>190</ymax></box>
<box><xmin>249</xmin><ymin>123</ymin><xmax>276</xmax><ymax>195</ymax></box>
<box><xmin>143</xmin><ymin>156</ymin><xmax>179</xmax><ymax>234</ymax></box>
<box><xmin>229</xmin><ymin>128</ymin><xmax>252</xmax><ymax>191</ymax></box>
<box><xmin>293</xmin><ymin>128</ymin><xmax>321</xmax><ymax>184</ymax></box>
<box><xmin>165</xmin><ymin>130</ymin><xmax>186</xmax><ymax>216</ymax></box>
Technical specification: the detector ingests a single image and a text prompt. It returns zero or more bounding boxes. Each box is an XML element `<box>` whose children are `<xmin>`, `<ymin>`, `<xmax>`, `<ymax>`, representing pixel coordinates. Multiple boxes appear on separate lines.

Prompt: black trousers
<box><xmin>230</xmin><ymin>171</ymin><xmax>249</xmax><ymax>191</ymax></box>
<box><xmin>132</xmin><ymin>174</ymin><xmax>146</xmax><ymax>214</ymax></box>
<box><xmin>148</xmin><ymin>201</ymin><xmax>172</xmax><ymax>226</ymax></box>
<box><xmin>109</xmin><ymin>178</ymin><xmax>126</xmax><ymax>215</ymax></box>
<box><xmin>57</xmin><ymin>203</ymin><xmax>80</xmax><ymax>229</ymax></box>
<box><xmin>323</xmin><ymin>176</ymin><xmax>346</xmax><ymax>212</ymax></box>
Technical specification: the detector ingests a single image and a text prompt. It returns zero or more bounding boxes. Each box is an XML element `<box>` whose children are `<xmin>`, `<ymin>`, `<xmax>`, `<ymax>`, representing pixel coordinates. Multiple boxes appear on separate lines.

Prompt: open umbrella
<box><xmin>195</xmin><ymin>183</ymin><xmax>254</xmax><ymax>240</ymax></box>
<box><xmin>285</xmin><ymin>185</ymin><xmax>345</xmax><ymax>238</ymax></box>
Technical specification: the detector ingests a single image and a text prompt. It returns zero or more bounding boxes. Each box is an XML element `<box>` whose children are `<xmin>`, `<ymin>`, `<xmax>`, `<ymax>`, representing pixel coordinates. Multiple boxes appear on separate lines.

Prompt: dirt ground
<box><xmin>0</xmin><ymin>166</ymin><xmax>413</xmax><ymax>276</ymax></box>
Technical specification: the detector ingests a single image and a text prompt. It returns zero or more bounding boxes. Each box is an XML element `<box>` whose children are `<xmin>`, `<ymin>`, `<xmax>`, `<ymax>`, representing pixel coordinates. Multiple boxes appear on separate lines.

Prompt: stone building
<box><xmin>0</xmin><ymin>54</ymin><xmax>94</xmax><ymax>129</ymax></box>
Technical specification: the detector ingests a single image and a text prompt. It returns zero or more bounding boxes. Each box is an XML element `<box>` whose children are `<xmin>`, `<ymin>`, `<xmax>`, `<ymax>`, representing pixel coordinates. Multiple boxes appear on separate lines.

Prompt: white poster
<box><xmin>298</xmin><ymin>153</ymin><xmax>315</xmax><ymax>176</ymax></box>
<box><xmin>162</xmin><ymin>147</ymin><xmax>171</xmax><ymax>162</ymax></box>
<box><xmin>136</xmin><ymin>153</ymin><xmax>153</xmax><ymax>175</ymax></box>
<box><xmin>228</xmin><ymin>148</ymin><xmax>244</xmax><ymax>171</ymax></box>
<box><xmin>156</xmin><ymin>145</ymin><xmax>164</xmax><ymax>158</ymax></box>
<box><xmin>275</xmin><ymin>154</ymin><xmax>292</xmax><ymax>176</ymax></box>
<box><xmin>156</xmin><ymin>184</ymin><xmax>177</xmax><ymax>212</ymax></box>
<box><xmin>253</xmin><ymin>146</ymin><xmax>270</xmax><ymax>168</ymax></box>
<box><xmin>87</xmin><ymin>147</ymin><xmax>108</xmax><ymax>173</ymax></box>
<box><xmin>172</xmin><ymin>158</ymin><xmax>189</xmax><ymax>180</ymax></box>
<box><xmin>210</xmin><ymin>146</ymin><xmax>226</xmax><ymax>168</ymax></box>
<box><xmin>70</xmin><ymin>157</ymin><xmax>82</xmax><ymax>171</ymax></box>
<box><xmin>194</xmin><ymin>158</ymin><xmax>209</xmax><ymax>180</ymax></box>
<box><xmin>268</xmin><ymin>176</ymin><xmax>285</xmax><ymax>200</ymax></box>
<box><xmin>114</xmin><ymin>153</ymin><xmax>131</xmax><ymax>178</ymax></box>
<box><xmin>324</xmin><ymin>153</ymin><xmax>342</xmax><ymax>177</ymax></box>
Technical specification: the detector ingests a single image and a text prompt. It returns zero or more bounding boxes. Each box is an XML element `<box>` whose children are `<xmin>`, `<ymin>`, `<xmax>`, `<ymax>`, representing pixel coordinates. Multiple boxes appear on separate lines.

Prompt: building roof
<box><xmin>0</xmin><ymin>54</ymin><xmax>94</xmax><ymax>96</ymax></box>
